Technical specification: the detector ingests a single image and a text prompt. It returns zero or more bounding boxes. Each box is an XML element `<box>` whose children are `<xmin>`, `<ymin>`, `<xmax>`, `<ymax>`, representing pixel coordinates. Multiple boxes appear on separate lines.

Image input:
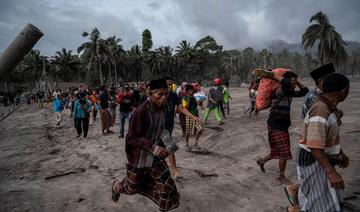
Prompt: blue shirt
<box><xmin>53</xmin><ymin>98</ymin><xmax>63</xmax><ymax>112</ymax></box>
<box><xmin>73</xmin><ymin>100</ymin><xmax>91</xmax><ymax>119</ymax></box>
<box><xmin>301</xmin><ymin>89</ymin><xmax>321</xmax><ymax>121</ymax></box>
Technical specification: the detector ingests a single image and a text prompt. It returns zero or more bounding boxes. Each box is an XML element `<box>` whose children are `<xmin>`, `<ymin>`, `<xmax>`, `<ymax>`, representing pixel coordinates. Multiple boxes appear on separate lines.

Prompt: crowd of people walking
<box><xmin>20</xmin><ymin>62</ymin><xmax>352</xmax><ymax>212</ymax></box>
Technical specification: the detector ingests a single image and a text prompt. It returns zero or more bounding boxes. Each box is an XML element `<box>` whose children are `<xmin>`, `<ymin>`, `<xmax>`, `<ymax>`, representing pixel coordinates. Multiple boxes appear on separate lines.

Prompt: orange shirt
<box><xmin>89</xmin><ymin>95</ymin><xmax>98</xmax><ymax>104</ymax></box>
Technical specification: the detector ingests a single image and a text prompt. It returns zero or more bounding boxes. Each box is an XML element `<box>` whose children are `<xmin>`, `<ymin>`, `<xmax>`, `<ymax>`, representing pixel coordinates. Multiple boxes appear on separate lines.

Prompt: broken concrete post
<box><xmin>0</xmin><ymin>23</ymin><xmax>43</xmax><ymax>76</ymax></box>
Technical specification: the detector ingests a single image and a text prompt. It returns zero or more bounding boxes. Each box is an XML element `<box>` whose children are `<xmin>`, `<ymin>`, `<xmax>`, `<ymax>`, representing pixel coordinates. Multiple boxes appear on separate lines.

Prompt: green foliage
<box><xmin>142</xmin><ymin>29</ymin><xmax>153</xmax><ymax>53</ymax></box>
<box><xmin>195</xmin><ymin>35</ymin><xmax>223</xmax><ymax>53</ymax></box>
<box><xmin>77</xmin><ymin>28</ymin><xmax>110</xmax><ymax>85</ymax></box>
<box><xmin>4</xmin><ymin>13</ymin><xmax>360</xmax><ymax>92</ymax></box>
<box><xmin>51</xmin><ymin>48</ymin><xmax>81</xmax><ymax>82</ymax></box>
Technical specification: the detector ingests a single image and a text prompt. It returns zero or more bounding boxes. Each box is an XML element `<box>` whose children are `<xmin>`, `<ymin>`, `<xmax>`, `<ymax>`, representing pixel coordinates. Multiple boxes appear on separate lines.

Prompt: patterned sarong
<box><xmin>185</xmin><ymin>116</ymin><xmax>203</xmax><ymax>136</ymax></box>
<box><xmin>268</xmin><ymin>126</ymin><xmax>292</xmax><ymax>160</ymax></box>
<box><xmin>100</xmin><ymin>109</ymin><xmax>111</xmax><ymax>131</ymax></box>
<box><xmin>120</xmin><ymin>160</ymin><xmax>180</xmax><ymax>211</ymax></box>
<box><xmin>109</xmin><ymin>107</ymin><xmax>116</xmax><ymax>125</ymax></box>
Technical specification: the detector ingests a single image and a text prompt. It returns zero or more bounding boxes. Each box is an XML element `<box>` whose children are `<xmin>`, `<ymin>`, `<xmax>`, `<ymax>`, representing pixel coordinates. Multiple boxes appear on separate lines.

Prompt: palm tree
<box><xmin>51</xmin><ymin>48</ymin><xmax>80</xmax><ymax>82</ymax></box>
<box><xmin>348</xmin><ymin>50</ymin><xmax>360</xmax><ymax>77</ymax></box>
<box><xmin>78</xmin><ymin>28</ymin><xmax>109</xmax><ymax>85</ymax></box>
<box><xmin>127</xmin><ymin>45</ymin><xmax>143</xmax><ymax>81</ymax></box>
<box><xmin>106</xmin><ymin>35</ymin><xmax>124</xmax><ymax>85</ymax></box>
<box><xmin>241</xmin><ymin>47</ymin><xmax>257</xmax><ymax>82</ymax></box>
<box><xmin>18</xmin><ymin>50</ymin><xmax>47</xmax><ymax>90</ymax></box>
<box><xmin>175</xmin><ymin>40</ymin><xmax>194</xmax><ymax>81</ymax></box>
<box><xmin>154</xmin><ymin>46</ymin><xmax>174</xmax><ymax>77</ymax></box>
<box><xmin>221</xmin><ymin>53</ymin><xmax>241</xmax><ymax>78</ymax></box>
<box><xmin>257</xmin><ymin>49</ymin><xmax>274</xmax><ymax>69</ymax></box>
<box><xmin>302</xmin><ymin>11</ymin><xmax>348</xmax><ymax>67</ymax></box>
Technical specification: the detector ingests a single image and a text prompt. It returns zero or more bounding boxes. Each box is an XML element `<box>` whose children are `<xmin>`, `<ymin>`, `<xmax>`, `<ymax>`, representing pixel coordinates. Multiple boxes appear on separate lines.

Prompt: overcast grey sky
<box><xmin>1</xmin><ymin>0</ymin><xmax>359</xmax><ymax>55</ymax></box>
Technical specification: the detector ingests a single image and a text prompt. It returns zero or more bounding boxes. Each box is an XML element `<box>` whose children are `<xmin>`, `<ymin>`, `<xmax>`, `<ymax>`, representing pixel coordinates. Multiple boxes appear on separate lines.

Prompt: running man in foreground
<box><xmin>111</xmin><ymin>79</ymin><xmax>180</xmax><ymax>211</ymax></box>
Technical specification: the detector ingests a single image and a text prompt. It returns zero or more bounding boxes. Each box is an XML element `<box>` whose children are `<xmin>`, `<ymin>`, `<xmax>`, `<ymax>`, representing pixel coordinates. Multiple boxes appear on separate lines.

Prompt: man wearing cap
<box><xmin>111</xmin><ymin>79</ymin><xmax>180</xmax><ymax>211</ymax></box>
<box><xmin>284</xmin><ymin>63</ymin><xmax>336</xmax><ymax>209</ymax></box>
<box><xmin>296</xmin><ymin>73</ymin><xmax>350</xmax><ymax>212</ymax></box>
<box><xmin>301</xmin><ymin>63</ymin><xmax>335</xmax><ymax>120</ymax></box>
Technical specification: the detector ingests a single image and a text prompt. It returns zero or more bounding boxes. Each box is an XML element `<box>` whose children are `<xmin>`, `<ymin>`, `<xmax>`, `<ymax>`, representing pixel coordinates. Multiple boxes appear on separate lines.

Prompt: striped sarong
<box><xmin>268</xmin><ymin>126</ymin><xmax>292</xmax><ymax>160</ymax></box>
<box><xmin>185</xmin><ymin>116</ymin><xmax>203</xmax><ymax>136</ymax></box>
<box><xmin>297</xmin><ymin>148</ymin><xmax>342</xmax><ymax>212</ymax></box>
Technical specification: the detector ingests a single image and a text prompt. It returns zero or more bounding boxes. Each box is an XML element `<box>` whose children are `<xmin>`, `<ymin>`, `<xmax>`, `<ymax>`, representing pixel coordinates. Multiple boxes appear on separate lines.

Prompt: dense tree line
<box><xmin>3</xmin><ymin>11</ymin><xmax>360</xmax><ymax>92</ymax></box>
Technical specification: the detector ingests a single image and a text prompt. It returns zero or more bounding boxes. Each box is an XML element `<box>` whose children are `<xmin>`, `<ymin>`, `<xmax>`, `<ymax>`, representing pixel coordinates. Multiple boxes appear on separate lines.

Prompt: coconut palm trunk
<box><xmin>108</xmin><ymin>62</ymin><xmax>112</xmax><ymax>84</ymax></box>
<box><xmin>114</xmin><ymin>62</ymin><xmax>118</xmax><ymax>86</ymax></box>
<box><xmin>98</xmin><ymin>59</ymin><xmax>104</xmax><ymax>85</ymax></box>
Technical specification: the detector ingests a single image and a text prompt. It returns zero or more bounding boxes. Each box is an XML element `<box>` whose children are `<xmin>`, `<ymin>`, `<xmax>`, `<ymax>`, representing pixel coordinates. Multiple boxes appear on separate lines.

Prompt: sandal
<box><xmin>111</xmin><ymin>180</ymin><xmax>121</xmax><ymax>202</ymax></box>
<box><xmin>284</xmin><ymin>186</ymin><xmax>298</xmax><ymax>206</ymax></box>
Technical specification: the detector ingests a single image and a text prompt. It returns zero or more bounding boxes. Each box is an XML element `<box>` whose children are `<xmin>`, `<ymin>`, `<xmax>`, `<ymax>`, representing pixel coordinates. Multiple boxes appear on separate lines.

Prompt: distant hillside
<box><xmin>265</xmin><ymin>40</ymin><xmax>360</xmax><ymax>54</ymax></box>
<box><xmin>345</xmin><ymin>41</ymin><xmax>360</xmax><ymax>54</ymax></box>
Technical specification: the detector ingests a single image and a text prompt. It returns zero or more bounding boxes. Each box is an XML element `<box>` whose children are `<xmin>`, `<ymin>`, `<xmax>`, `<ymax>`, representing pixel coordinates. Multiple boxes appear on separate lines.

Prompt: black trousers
<box><xmin>75</xmin><ymin>118</ymin><xmax>89</xmax><ymax>137</ymax></box>
<box><xmin>224</xmin><ymin>102</ymin><xmax>230</xmax><ymax>115</ymax></box>
<box><xmin>93</xmin><ymin>110</ymin><xmax>98</xmax><ymax>121</ymax></box>
<box><xmin>218</xmin><ymin>101</ymin><xmax>226</xmax><ymax>118</ymax></box>
<box><xmin>179</xmin><ymin>114</ymin><xmax>186</xmax><ymax>135</ymax></box>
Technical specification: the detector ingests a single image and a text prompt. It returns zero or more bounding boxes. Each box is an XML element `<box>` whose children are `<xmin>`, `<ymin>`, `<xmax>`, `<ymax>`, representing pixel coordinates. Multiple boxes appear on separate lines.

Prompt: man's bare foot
<box><xmin>287</xmin><ymin>184</ymin><xmax>299</xmax><ymax>193</ymax></box>
<box><xmin>111</xmin><ymin>179</ymin><xmax>121</xmax><ymax>202</ymax></box>
<box><xmin>286</xmin><ymin>206</ymin><xmax>300</xmax><ymax>212</ymax></box>
<box><xmin>277</xmin><ymin>176</ymin><xmax>292</xmax><ymax>185</ymax></box>
<box><xmin>256</xmin><ymin>159</ymin><xmax>266</xmax><ymax>173</ymax></box>
<box><xmin>173</xmin><ymin>170</ymin><xmax>183</xmax><ymax>181</ymax></box>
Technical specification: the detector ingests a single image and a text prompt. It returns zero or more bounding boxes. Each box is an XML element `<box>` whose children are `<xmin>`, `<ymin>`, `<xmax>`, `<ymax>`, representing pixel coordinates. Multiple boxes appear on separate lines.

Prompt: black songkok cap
<box><xmin>322</xmin><ymin>73</ymin><xmax>349</xmax><ymax>92</ymax></box>
<box><xmin>310</xmin><ymin>63</ymin><xmax>335</xmax><ymax>82</ymax></box>
<box><xmin>149</xmin><ymin>79</ymin><xmax>168</xmax><ymax>91</ymax></box>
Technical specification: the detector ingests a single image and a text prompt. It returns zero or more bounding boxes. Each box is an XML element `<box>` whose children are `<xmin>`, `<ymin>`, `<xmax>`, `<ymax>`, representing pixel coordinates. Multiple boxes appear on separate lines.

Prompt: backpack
<box><xmin>211</xmin><ymin>86</ymin><xmax>223</xmax><ymax>102</ymax></box>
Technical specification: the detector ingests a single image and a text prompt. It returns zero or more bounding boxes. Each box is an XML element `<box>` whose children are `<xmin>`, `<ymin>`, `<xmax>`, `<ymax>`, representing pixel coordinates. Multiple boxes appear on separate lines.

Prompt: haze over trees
<box><xmin>3</xmin><ymin>11</ymin><xmax>359</xmax><ymax>92</ymax></box>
